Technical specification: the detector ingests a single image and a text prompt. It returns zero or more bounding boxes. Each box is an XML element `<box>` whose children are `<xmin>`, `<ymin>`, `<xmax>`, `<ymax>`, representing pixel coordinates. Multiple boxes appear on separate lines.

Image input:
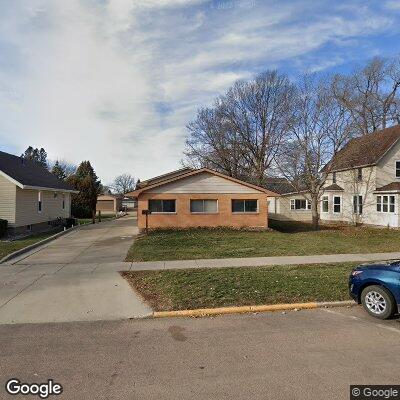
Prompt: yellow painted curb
<box><xmin>153</xmin><ymin>302</ymin><xmax>319</xmax><ymax>318</ymax></box>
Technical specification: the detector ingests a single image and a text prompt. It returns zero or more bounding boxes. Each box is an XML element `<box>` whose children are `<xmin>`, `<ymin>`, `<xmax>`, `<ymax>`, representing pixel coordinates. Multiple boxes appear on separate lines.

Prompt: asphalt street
<box><xmin>1</xmin><ymin>306</ymin><xmax>399</xmax><ymax>400</ymax></box>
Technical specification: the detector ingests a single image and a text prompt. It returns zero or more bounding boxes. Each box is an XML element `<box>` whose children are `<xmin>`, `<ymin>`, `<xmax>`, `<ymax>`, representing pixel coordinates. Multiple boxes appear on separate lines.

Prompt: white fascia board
<box><xmin>23</xmin><ymin>185</ymin><xmax>79</xmax><ymax>193</ymax></box>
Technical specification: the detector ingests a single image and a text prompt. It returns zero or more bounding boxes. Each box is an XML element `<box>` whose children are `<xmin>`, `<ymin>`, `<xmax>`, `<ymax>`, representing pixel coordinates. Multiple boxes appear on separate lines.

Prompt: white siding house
<box><xmin>0</xmin><ymin>151</ymin><xmax>77</xmax><ymax>234</ymax></box>
<box><xmin>268</xmin><ymin>125</ymin><xmax>400</xmax><ymax>228</ymax></box>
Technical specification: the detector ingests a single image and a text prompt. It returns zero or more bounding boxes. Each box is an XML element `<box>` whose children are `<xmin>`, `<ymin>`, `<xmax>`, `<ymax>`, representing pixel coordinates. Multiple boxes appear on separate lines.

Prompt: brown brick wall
<box><xmin>137</xmin><ymin>192</ymin><xmax>269</xmax><ymax>229</ymax></box>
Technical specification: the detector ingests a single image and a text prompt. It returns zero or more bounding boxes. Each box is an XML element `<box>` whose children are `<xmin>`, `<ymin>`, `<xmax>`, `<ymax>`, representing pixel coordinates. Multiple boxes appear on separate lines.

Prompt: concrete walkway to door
<box><xmin>0</xmin><ymin>215</ymin><xmax>152</xmax><ymax>324</ymax></box>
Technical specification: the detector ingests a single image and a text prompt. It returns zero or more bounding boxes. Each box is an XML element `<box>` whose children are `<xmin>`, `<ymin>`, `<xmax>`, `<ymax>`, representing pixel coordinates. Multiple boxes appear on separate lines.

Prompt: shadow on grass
<box><xmin>268</xmin><ymin>219</ymin><xmax>343</xmax><ymax>233</ymax></box>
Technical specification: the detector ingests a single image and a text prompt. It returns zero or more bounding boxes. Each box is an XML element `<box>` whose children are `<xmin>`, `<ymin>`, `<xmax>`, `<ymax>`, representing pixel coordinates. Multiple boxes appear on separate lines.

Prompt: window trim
<box><xmin>333</xmin><ymin>196</ymin><xmax>342</xmax><ymax>214</ymax></box>
<box><xmin>38</xmin><ymin>191</ymin><xmax>42</xmax><ymax>213</ymax></box>
<box><xmin>290</xmin><ymin>198</ymin><xmax>311</xmax><ymax>211</ymax></box>
<box><xmin>321</xmin><ymin>196</ymin><xmax>329</xmax><ymax>213</ymax></box>
<box><xmin>377</xmin><ymin>195</ymin><xmax>395</xmax><ymax>213</ymax></box>
<box><xmin>148</xmin><ymin>199</ymin><xmax>177</xmax><ymax>214</ymax></box>
<box><xmin>231</xmin><ymin>199</ymin><xmax>259</xmax><ymax>214</ymax></box>
<box><xmin>353</xmin><ymin>195</ymin><xmax>363</xmax><ymax>215</ymax></box>
<box><xmin>396</xmin><ymin>160</ymin><xmax>400</xmax><ymax>178</ymax></box>
<box><xmin>190</xmin><ymin>199</ymin><xmax>219</xmax><ymax>214</ymax></box>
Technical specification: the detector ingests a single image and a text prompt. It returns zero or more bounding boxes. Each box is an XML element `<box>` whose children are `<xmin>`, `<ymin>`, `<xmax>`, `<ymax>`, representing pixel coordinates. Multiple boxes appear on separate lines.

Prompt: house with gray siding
<box><xmin>0</xmin><ymin>151</ymin><xmax>77</xmax><ymax>234</ymax></box>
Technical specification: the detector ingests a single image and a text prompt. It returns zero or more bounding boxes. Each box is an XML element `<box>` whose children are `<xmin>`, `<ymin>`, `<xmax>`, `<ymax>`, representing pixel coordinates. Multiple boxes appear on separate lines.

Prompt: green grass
<box><xmin>122</xmin><ymin>263</ymin><xmax>356</xmax><ymax>311</ymax></box>
<box><xmin>0</xmin><ymin>232</ymin><xmax>55</xmax><ymax>260</ymax></box>
<box><xmin>126</xmin><ymin>220</ymin><xmax>400</xmax><ymax>262</ymax></box>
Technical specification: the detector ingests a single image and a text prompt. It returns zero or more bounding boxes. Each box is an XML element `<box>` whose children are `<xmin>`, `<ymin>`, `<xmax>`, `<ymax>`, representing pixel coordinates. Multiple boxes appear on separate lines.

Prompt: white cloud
<box><xmin>0</xmin><ymin>0</ymin><xmax>397</xmax><ymax>182</ymax></box>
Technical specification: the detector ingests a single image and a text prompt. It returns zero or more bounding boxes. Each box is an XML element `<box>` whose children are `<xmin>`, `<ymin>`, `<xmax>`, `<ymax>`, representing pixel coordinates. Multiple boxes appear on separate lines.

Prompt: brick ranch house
<box><xmin>0</xmin><ymin>150</ymin><xmax>77</xmax><ymax>234</ymax></box>
<box><xmin>127</xmin><ymin>168</ymin><xmax>278</xmax><ymax>231</ymax></box>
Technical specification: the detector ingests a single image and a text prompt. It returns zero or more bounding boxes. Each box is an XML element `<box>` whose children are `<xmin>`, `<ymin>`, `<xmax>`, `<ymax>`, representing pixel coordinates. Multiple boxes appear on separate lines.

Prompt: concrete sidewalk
<box><xmin>130</xmin><ymin>251</ymin><xmax>400</xmax><ymax>270</ymax></box>
<box><xmin>0</xmin><ymin>215</ymin><xmax>152</xmax><ymax>324</ymax></box>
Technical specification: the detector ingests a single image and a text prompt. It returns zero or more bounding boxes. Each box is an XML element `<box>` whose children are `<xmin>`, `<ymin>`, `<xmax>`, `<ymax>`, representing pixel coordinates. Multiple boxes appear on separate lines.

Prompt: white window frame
<box><xmin>396</xmin><ymin>160</ymin><xmax>400</xmax><ymax>178</ymax></box>
<box><xmin>333</xmin><ymin>196</ymin><xmax>342</xmax><ymax>214</ymax></box>
<box><xmin>231</xmin><ymin>199</ymin><xmax>259</xmax><ymax>213</ymax></box>
<box><xmin>321</xmin><ymin>196</ymin><xmax>329</xmax><ymax>213</ymax></box>
<box><xmin>377</xmin><ymin>195</ymin><xmax>395</xmax><ymax>213</ymax></box>
<box><xmin>353</xmin><ymin>195</ymin><xmax>363</xmax><ymax>215</ymax></box>
<box><xmin>148</xmin><ymin>199</ymin><xmax>177</xmax><ymax>214</ymax></box>
<box><xmin>38</xmin><ymin>191</ymin><xmax>42</xmax><ymax>213</ymax></box>
<box><xmin>290</xmin><ymin>198</ymin><xmax>311</xmax><ymax>211</ymax></box>
<box><xmin>190</xmin><ymin>199</ymin><xmax>218</xmax><ymax>214</ymax></box>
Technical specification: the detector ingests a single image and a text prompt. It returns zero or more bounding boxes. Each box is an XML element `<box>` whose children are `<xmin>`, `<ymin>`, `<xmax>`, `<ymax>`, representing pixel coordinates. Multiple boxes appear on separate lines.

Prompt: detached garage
<box><xmin>96</xmin><ymin>195</ymin><xmax>122</xmax><ymax>214</ymax></box>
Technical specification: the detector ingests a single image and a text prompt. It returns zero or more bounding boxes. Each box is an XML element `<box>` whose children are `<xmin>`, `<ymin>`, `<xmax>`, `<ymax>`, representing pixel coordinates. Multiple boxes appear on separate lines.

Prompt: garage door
<box><xmin>97</xmin><ymin>200</ymin><xmax>114</xmax><ymax>212</ymax></box>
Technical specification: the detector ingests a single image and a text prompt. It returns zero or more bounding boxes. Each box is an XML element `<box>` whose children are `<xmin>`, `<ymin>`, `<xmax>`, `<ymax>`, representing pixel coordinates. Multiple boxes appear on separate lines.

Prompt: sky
<box><xmin>1</xmin><ymin>0</ymin><xmax>400</xmax><ymax>184</ymax></box>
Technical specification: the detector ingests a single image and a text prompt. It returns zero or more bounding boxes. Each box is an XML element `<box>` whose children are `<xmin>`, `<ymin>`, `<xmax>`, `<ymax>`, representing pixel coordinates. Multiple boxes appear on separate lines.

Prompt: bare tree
<box><xmin>110</xmin><ymin>174</ymin><xmax>136</xmax><ymax>195</ymax></box>
<box><xmin>278</xmin><ymin>75</ymin><xmax>353</xmax><ymax>229</ymax></box>
<box><xmin>332</xmin><ymin>56</ymin><xmax>400</xmax><ymax>135</ymax></box>
<box><xmin>185</xmin><ymin>70</ymin><xmax>295</xmax><ymax>185</ymax></box>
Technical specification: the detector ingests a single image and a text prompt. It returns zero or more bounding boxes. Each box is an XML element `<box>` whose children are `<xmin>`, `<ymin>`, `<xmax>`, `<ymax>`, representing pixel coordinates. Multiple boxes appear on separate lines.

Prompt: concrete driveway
<box><xmin>0</xmin><ymin>215</ymin><xmax>152</xmax><ymax>324</ymax></box>
<box><xmin>0</xmin><ymin>306</ymin><xmax>399</xmax><ymax>400</ymax></box>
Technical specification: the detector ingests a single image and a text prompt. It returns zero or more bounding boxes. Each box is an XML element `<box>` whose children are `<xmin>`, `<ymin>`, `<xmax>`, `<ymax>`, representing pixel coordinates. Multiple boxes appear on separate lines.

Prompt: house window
<box><xmin>357</xmin><ymin>168</ymin><xmax>362</xmax><ymax>181</ymax></box>
<box><xmin>332</xmin><ymin>172</ymin><xmax>337</xmax><ymax>184</ymax></box>
<box><xmin>377</xmin><ymin>195</ymin><xmax>395</xmax><ymax>213</ymax></box>
<box><xmin>26</xmin><ymin>225</ymin><xmax>32</xmax><ymax>231</ymax></box>
<box><xmin>190</xmin><ymin>199</ymin><xmax>218</xmax><ymax>213</ymax></box>
<box><xmin>353</xmin><ymin>195</ymin><xmax>362</xmax><ymax>215</ymax></box>
<box><xmin>62</xmin><ymin>194</ymin><xmax>65</xmax><ymax>210</ymax></box>
<box><xmin>148</xmin><ymin>199</ymin><xmax>176</xmax><ymax>213</ymax></box>
<box><xmin>396</xmin><ymin>161</ymin><xmax>400</xmax><ymax>178</ymax></box>
<box><xmin>232</xmin><ymin>199</ymin><xmax>258</xmax><ymax>213</ymax></box>
<box><xmin>290</xmin><ymin>199</ymin><xmax>311</xmax><ymax>210</ymax></box>
<box><xmin>333</xmin><ymin>196</ymin><xmax>341</xmax><ymax>213</ymax></box>
<box><xmin>54</xmin><ymin>193</ymin><xmax>58</xmax><ymax>199</ymax></box>
<box><xmin>38</xmin><ymin>191</ymin><xmax>42</xmax><ymax>213</ymax></box>
<box><xmin>322</xmin><ymin>196</ymin><xmax>329</xmax><ymax>213</ymax></box>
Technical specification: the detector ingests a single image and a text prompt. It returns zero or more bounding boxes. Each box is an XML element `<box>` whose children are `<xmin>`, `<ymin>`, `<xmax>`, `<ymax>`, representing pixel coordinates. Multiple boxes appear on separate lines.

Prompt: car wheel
<box><xmin>361</xmin><ymin>285</ymin><xmax>395</xmax><ymax>319</ymax></box>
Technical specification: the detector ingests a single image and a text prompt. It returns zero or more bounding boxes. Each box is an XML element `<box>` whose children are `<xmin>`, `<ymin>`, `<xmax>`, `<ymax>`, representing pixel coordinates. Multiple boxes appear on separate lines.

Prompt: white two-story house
<box><xmin>268</xmin><ymin>125</ymin><xmax>400</xmax><ymax>227</ymax></box>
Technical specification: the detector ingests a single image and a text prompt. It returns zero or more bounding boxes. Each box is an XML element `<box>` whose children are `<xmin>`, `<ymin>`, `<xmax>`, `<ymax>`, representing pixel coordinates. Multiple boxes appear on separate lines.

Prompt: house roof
<box><xmin>136</xmin><ymin>167</ymin><xmax>193</xmax><ymax>189</ymax></box>
<box><xmin>97</xmin><ymin>194</ymin><xmax>122</xmax><ymax>200</ymax></box>
<box><xmin>131</xmin><ymin>168</ymin><xmax>279</xmax><ymax>197</ymax></box>
<box><xmin>323</xmin><ymin>183</ymin><xmax>344</xmax><ymax>191</ymax></box>
<box><xmin>0</xmin><ymin>150</ymin><xmax>75</xmax><ymax>192</ymax></box>
<box><xmin>322</xmin><ymin>125</ymin><xmax>400</xmax><ymax>173</ymax></box>
<box><xmin>263</xmin><ymin>177</ymin><xmax>297</xmax><ymax>195</ymax></box>
<box><xmin>375</xmin><ymin>182</ymin><xmax>400</xmax><ymax>192</ymax></box>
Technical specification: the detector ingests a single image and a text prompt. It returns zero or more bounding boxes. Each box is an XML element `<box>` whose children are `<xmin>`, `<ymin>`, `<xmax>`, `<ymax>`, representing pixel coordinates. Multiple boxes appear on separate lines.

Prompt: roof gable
<box><xmin>323</xmin><ymin>125</ymin><xmax>400</xmax><ymax>172</ymax></box>
<box><xmin>0</xmin><ymin>151</ymin><xmax>75</xmax><ymax>192</ymax></box>
<box><xmin>134</xmin><ymin>168</ymin><xmax>278</xmax><ymax>196</ymax></box>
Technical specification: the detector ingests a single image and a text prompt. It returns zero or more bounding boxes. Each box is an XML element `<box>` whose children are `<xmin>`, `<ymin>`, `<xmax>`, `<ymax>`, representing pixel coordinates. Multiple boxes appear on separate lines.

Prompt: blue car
<box><xmin>349</xmin><ymin>262</ymin><xmax>400</xmax><ymax>319</ymax></box>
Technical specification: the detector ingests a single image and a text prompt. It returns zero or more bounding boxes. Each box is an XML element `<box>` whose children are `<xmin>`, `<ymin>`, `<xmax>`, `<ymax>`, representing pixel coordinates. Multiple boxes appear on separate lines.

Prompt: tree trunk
<box><xmin>92</xmin><ymin>209</ymin><xmax>96</xmax><ymax>224</ymax></box>
<box><xmin>311</xmin><ymin>194</ymin><xmax>320</xmax><ymax>230</ymax></box>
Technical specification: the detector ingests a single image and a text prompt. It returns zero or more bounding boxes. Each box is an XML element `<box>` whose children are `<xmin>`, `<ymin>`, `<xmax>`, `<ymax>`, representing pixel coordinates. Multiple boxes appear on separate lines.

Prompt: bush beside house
<box><xmin>0</xmin><ymin>219</ymin><xmax>7</xmax><ymax>238</ymax></box>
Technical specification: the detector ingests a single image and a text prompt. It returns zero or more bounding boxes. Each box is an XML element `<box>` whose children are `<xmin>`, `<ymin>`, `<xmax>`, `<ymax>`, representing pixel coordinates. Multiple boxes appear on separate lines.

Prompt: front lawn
<box><xmin>122</xmin><ymin>263</ymin><xmax>356</xmax><ymax>311</ymax></box>
<box><xmin>126</xmin><ymin>221</ymin><xmax>400</xmax><ymax>262</ymax></box>
<box><xmin>0</xmin><ymin>232</ymin><xmax>55</xmax><ymax>260</ymax></box>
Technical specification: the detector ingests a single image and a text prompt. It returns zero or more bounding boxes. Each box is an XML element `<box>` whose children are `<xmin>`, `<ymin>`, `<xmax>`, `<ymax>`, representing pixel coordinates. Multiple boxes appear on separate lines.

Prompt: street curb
<box><xmin>153</xmin><ymin>300</ymin><xmax>356</xmax><ymax>318</ymax></box>
<box><xmin>0</xmin><ymin>225</ymin><xmax>81</xmax><ymax>264</ymax></box>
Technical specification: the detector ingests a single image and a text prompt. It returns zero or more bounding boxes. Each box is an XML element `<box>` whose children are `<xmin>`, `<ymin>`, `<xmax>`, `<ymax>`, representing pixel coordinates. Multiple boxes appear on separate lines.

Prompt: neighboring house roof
<box><xmin>136</xmin><ymin>167</ymin><xmax>193</xmax><ymax>189</ymax></box>
<box><xmin>322</xmin><ymin>125</ymin><xmax>400</xmax><ymax>173</ymax></box>
<box><xmin>323</xmin><ymin>183</ymin><xmax>344</xmax><ymax>191</ymax></box>
<box><xmin>131</xmin><ymin>168</ymin><xmax>279</xmax><ymax>197</ymax></box>
<box><xmin>0</xmin><ymin>151</ymin><xmax>76</xmax><ymax>192</ymax></box>
<box><xmin>374</xmin><ymin>182</ymin><xmax>400</xmax><ymax>192</ymax></box>
<box><xmin>97</xmin><ymin>194</ymin><xmax>122</xmax><ymax>200</ymax></box>
<box><xmin>264</xmin><ymin>177</ymin><xmax>296</xmax><ymax>195</ymax></box>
